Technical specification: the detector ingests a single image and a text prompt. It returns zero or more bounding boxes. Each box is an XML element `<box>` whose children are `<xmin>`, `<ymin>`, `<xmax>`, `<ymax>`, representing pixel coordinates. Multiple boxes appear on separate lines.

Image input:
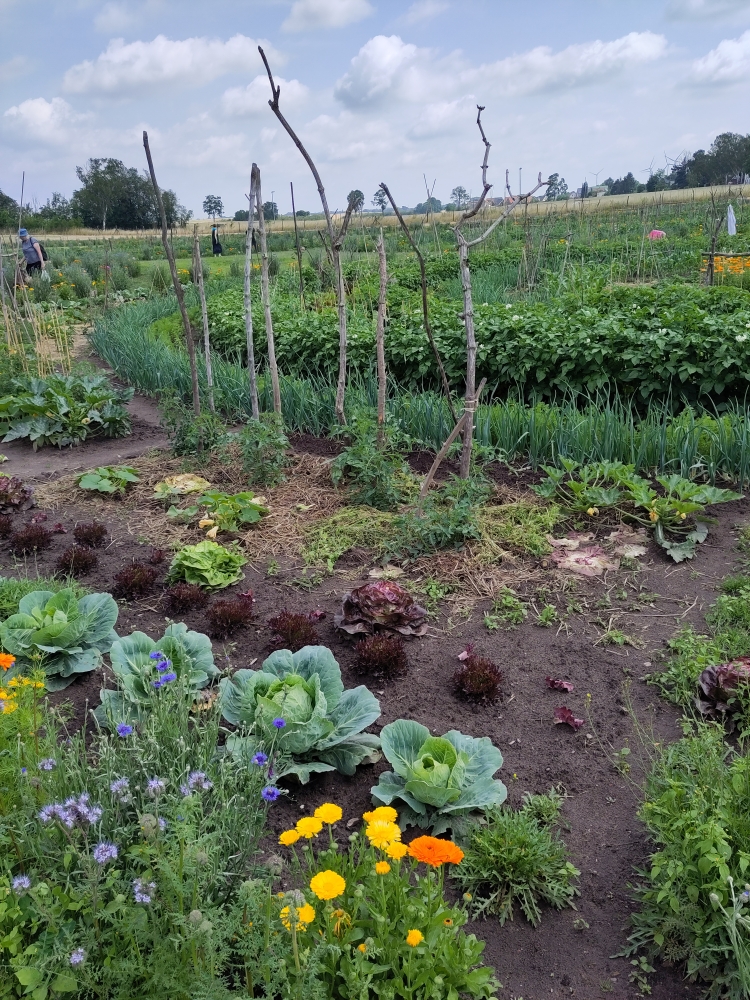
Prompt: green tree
<box><xmin>262</xmin><ymin>201</ymin><xmax>278</xmax><ymax>220</ymax></box>
<box><xmin>347</xmin><ymin>189</ymin><xmax>364</xmax><ymax>213</ymax></box>
<box><xmin>162</xmin><ymin>190</ymin><xmax>192</xmax><ymax>227</ymax></box>
<box><xmin>414</xmin><ymin>196</ymin><xmax>442</xmax><ymax>214</ymax></box>
<box><xmin>545</xmin><ymin>174</ymin><xmax>568</xmax><ymax>200</ymax></box>
<box><xmin>71</xmin><ymin>158</ymin><xmax>128</xmax><ymax>230</ymax></box>
<box><xmin>234</xmin><ymin>209</ymin><xmax>249</xmax><ymax>222</ymax></box>
<box><xmin>609</xmin><ymin>173</ymin><xmax>638</xmax><ymax>195</ymax></box>
<box><xmin>451</xmin><ymin>185</ymin><xmax>469</xmax><ymax>208</ymax></box>
<box><xmin>371</xmin><ymin>189</ymin><xmax>387</xmax><ymax>213</ymax></box>
<box><xmin>203</xmin><ymin>195</ymin><xmax>224</xmax><ymax>220</ymax></box>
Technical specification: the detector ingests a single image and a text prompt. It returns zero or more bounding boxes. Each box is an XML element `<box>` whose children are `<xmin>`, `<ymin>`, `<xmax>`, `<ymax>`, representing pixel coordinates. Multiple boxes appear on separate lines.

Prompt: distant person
<box><xmin>19</xmin><ymin>228</ymin><xmax>45</xmax><ymax>277</ymax></box>
<box><xmin>211</xmin><ymin>226</ymin><xmax>223</xmax><ymax>256</ymax></box>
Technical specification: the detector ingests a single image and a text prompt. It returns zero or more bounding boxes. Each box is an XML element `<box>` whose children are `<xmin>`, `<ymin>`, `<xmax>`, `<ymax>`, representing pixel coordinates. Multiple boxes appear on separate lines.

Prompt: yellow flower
<box><xmin>649</xmin><ymin>509</ymin><xmax>659</xmax><ymax>522</ymax></box>
<box><xmin>0</xmin><ymin>699</ymin><xmax>17</xmax><ymax>714</ymax></box>
<box><xmin>331</xmin><ymin>907</ymin><xmax>351</xmax><ymax>936</ymax></box>
<box><xmin>586</xmin><ymin>507</ymin><xmax>599</xmax><ymax>517</ymax></box>
<box><xmin>375</xmin><ymin>861</ymin><xmax>390</xmax><ymax>875</ymax></box>
<box><xmin>297</xmin><ymin>903</ymin><xmax>315</xmax><ymax>924</ymax></box>
<box><xmin>279</xmin><ymin>829</ymin><xmax>300</xmax><ymax>846</ymax></box>
<box><xmin>406</xmin><ymin>929</ymin><xmax>424</xmax><ymax>947</ymax></box>
<box><xmin>296</xmin><ymin>816</ymin><xmax>323</xmax><ymax>839</ymax></box>
<box><xmin>365</xmin><ymin>820</ymin><xmax>401</xmax><ymax>849</ymax></box>
<box><xmin>309</xmin><ymin>870</ymin><xmax>346</xmax><ymax>901</ymax></box>
<box><xmin>357</xmin><ymin>943</ymin><xmax>367</xmax><ymax>953</ymax></box>
<box><xmin>280</xmin><ymin>903</ymin><xmax>315</xmax><ymax>931</ymax></box>
<box><xmin>680</xmin><ymin>512</ymin><xmax>687</xmax><ymax>520</ymax></box>
<box><xmin>363</xmin><ymin>806</ymin><xmax>398</xmax><ymax>824</ymax></box>
<box><xmin>314</xmin><ymin>802</ymin><xmax>343</xmax><ymax>825</ymax></box>
<box><xmin>384</xmin><ymin>841</ymin><xmax>408</xmax><ymax>860</ymax></box>
<box><xmin>443</xmin><ymin>918</ymin><xmax>453</xmax><ymax>926</ymax></box>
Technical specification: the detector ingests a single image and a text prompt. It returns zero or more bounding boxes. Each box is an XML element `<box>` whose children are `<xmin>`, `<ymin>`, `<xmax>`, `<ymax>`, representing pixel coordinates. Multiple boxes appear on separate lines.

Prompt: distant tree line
<box><xmin>0</xmin><ymin>157</ymin><xmax>191</xmax><ymax>231</ymax></box>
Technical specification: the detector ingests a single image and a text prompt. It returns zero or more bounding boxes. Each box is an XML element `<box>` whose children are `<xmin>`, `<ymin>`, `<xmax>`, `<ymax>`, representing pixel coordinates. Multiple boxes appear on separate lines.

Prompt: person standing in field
<box><xmin>19</xmin><ymin>228</ymin><xmax>45</xmax><ymax>278</ymax></box>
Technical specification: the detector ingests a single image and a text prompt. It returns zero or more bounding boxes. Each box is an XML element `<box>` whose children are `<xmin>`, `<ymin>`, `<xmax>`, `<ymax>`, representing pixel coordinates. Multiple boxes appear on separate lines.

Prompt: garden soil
<box><xmin>6</xmin><ymin>434</ymin><xmax>746</xmax><ymax>1000</ymax></box>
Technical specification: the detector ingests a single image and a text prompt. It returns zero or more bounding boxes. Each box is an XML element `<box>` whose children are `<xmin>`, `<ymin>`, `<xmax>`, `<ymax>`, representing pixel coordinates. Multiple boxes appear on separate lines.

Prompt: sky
<box><xmin>1</xmin><ymin>0</ymin><xmax>750</xmax><ymax>219</ymax></box>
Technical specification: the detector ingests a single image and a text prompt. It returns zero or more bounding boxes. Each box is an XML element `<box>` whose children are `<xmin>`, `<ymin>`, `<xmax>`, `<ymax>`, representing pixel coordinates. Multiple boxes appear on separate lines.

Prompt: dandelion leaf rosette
<box><xmin>334</xmin><ymin>580</ymin><xmax>428</xmax><ymax>636</ymax></box>
<box><xmin>372</xmin><ymin>720</ymin><xmax>507</xmax><ymax>835</ymax></box>
<box><xmin>0</xmin><ymin>589</ymin><xmax>118</xmax><ymax>690</ymax></box>
<box><xmin>96</xmin><ymin>623</ymin><xmax>219</xmax><ymax>726</ymax></box>
<box><xmin>220</xmin><ymin>645</ymin><xmax>381</xmax><ymax>781</ymax></box>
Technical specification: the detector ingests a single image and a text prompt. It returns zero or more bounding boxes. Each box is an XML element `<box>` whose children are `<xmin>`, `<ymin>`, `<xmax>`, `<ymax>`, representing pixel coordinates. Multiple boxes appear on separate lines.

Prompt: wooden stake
<box><xmin>254</xmin><ymin>164</ymin><xmax>281</xmax><ymax>414</ymax></box>
<box><xmin>142</xmin><ymin>131</ymin><xmax>200</xmax><ymax>415</ymax></box>
<box><xmin>290</xmin><ymin>181</ymin><xmax>306</xmax><ymax>309</ymax></box>
<box><xmin>244</xmin><ymin>169</ymin><xmax>260</xmax><ymax>420</ymax></box>
<box><xmin>376</xmin><ymin>228</ymin><xmax>388</xmax><ymax>447</ymax></box>
<box><xmin>193</xmin><ymin>227</ymin><xmax>215</xmax><ymax>412</ymax></box>
<box><xmin>418</xmin><ymin>379</ymin><xmax>487</xmax><ymax>512</ymax></box>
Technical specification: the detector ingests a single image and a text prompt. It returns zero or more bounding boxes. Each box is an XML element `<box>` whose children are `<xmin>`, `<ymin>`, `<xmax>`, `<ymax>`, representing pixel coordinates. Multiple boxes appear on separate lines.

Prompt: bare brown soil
<box><xmin>5</xmin><ymin>428</ymin><xmax>745</xmax><ymax>1000</ymax></box>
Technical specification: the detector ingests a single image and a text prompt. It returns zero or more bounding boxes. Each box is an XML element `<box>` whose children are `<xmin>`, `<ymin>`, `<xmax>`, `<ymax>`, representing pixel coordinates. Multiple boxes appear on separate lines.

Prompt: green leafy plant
<box><xmin>167</xmin><ymin>490</ymin><xmax>269</xmax><ymax>533</ymax></box>
<box><xmin>77</xmin><ymin>464</ymin><xmax>140</xmax><ymax>496</ymax></box>
<box><xmin>166</xmin><ymin>540</ymin><xmax>247</xmax><ymax>590</ymax></box>
<box><xmin>96</xmin><ymin>623</ymin><xmax>220</xmax><ymax>726</ymax></box>
<box><xmin>0</xmin><ymin>588</ymin><xmax>118</xmax><ymax>690</ymax></box>
<box><xmin>0</xmin><ymin>374</ymin><xmax>133</xmax><ymax>449</ymax></box>
<box><xmin>331</xmin><ymin>417</ymin><xmax>415</xmax><ymax>511</ymax></box>
<box><xmin>220</xmin><ymin>644</ymin><xmax>381</xmax><ymax>782</ymax></box>
<box><xmin>238</xmin><ymin>413</ymin><xmax>290</xmax><ymax>487</ymax></box>
<box><xmin>454</xmin><ymin>791</ymin><xmax>580</xmax><ymax>926</ymax></box>
<box><xmin>484</xmin><ymin>588</ymin><xmax>527</xmax><ymax>631</ymax></box>
<box><xmin>371</xmin><ymin>720</ymin><xmax>507</xmax><ymax>836</ymax></box>
<box><xmin>627</xmin><ymin>725</ymin><xmax>750</xmax><ymax>999</ymax></box>
<box><xmin>160</xmin><ymin>394</ymin><xmax>228</xmax><ymax>459</ymax></box>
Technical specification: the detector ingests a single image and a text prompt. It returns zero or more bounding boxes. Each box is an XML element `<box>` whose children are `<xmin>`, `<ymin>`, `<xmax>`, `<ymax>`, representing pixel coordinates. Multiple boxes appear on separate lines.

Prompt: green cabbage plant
<box><xmin>220</xmin><ymin>645</ymin><xmax>381</xmax><ymax>782</ymax></box>
<box><xmin>0</xmin><ymin>589</ymin><xmax>119</xmax><ymax>690</ymax></box>
<box><xmin>371</xmin><ymin>720</ymin><xmax>507</xmax><ymax>836</ymax></box>
<box><xmin>95</xmin><ymin>623</ymin><xmax>220</xmax><ymax>727</ymax></box>
<box><xmin>166</xmin><ymin>540</ymin><xmax>247</xmax><ymax>590</ymax></box>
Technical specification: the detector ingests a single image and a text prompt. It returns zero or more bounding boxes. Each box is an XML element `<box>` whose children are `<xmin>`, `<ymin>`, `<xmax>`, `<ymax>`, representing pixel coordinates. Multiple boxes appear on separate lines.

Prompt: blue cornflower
<box><xmin>116</xmin><ymin>723</ymin><xmax>133</xmax><ymax>738</ymax></box>
<box><xmin>149</xmin><ymin>651</ymin><xmax>165</xmax><ymax>660</ymax></box>
<box><xmin>92</xmin><ymin>842</ymin><xmax>118</xmax><ymax>865</ymax></box>
<box><xmin>156</xmin><ymin>659</ymin><xmax>172</xmax><ymax>673</ymax></box>
<box><xmin>160</xmin><ymin>672</ymin><xmax>177</xmax><ymax>684</ymax></box>
<box><xmin>12</xmin><ymin>874</ymin><xmax>31</xmax><ymax>893</ymax></box>
<box><xmin>152</xmin><ymin>679</ymin><xmax>164</xmax><ymax>689</ymax></box>
<box><xmin>251</xmin><ymin>752</ymin><xmax>268</xmax><ymax>766</ymax></box>
<box><xmin>20</xmin><ymin>767</ymin><xmax>27</xmax><ymax>775</ymax></box>
<box><xmin>38</xmin><ymin>758</ymin><xmax>56</xmax><ymax>771</ymax></box>
<box><xmin>261</xmin><ymin>785</ymin><xmax>280</xmax><ymax>802</ymax></box>
<box><xmin>272</xmin><ymin>718</ymin><xmax>286</xmax><ymax>729</ymax></box>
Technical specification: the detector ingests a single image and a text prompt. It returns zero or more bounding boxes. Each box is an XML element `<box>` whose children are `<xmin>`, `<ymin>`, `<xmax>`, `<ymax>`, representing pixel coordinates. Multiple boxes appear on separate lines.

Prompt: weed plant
<box><xmin>484</xmin><ymin>589</ymin><xmax>528</xmax><ymax>631</ymax></box>
<box><xmin>628</xmin><ymin>724</ymin><xmax>750</xmax><ymax>999</ymax></box>
<box><xmin>238</xmin><ymin>413</ymin><xmax>290</xmax><ymax>487</ymax></box>
<box><xmin>454</xmin><ymin>790</ymin><xmax>579</xmax><ymax>926</ymax></box>
<box><xmin>331</xmin><ymin>416</ymin><xmax>415</xmax><ymax>510</ymax></box>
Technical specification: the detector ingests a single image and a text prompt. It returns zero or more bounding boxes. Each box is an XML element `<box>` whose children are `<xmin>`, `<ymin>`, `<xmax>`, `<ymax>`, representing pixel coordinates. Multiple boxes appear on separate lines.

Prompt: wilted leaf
<box><xmin>546</xmin><ymin>676</ymin><xmax>574</xmax><ymax>692</ymax></box>
<box><xmin>154</xmin><ymin>474</ymin><xmax>210</xmax><ymax>498</ymax></box>
<box><xmin>550</xmin><ymin>545</ymin><xmax>619</xmax><ymax>577</ymax></box>
<box><xmin>553</xmin><ymin>706</ymin><xmax>584</xmax><ymax>731</ymax></box>
<box><xmin>546</xmin><ymin>533</ymin><xmax>593</xmax><ymax>550</ymax></box>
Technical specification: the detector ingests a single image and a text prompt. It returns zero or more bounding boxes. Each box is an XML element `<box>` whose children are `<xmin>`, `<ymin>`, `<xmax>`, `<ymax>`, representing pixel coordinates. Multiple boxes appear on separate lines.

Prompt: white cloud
<box><xmin>666</xmin><ymin>0</ymin><xmax>750</xmax><ymax>19</ymax></box>
<box><xmin>282</xmin><ymin>0</ymin><xmax>373</xmax><ymax>33</ymax></box>
<box><xmin>402</xmin><ymin>0</ymin><xmax>448</xmax><ymax>24</ymax></box>
<box><xmin>222</xmin><ymin>74</ymin><xmax>309</xmax><ymax>117</ymax></box>
<box><xmin>3</xmin><ymin>97</ymin><xmax>89</xmax><ymax>144</ymax></box>
<box><xmin>692</xmin><ymin>29</ymin><xmax>750</xmax><ymax>81</ymax></box>
<box><xmin>63</xmin><ymin>34</ymin><xmax>280</xmax><ymax>95</ymax></box>
<box><xmin>334</xmin><ymin>32</ymin><xmax>667</xmax><ymax>108</ymax></box>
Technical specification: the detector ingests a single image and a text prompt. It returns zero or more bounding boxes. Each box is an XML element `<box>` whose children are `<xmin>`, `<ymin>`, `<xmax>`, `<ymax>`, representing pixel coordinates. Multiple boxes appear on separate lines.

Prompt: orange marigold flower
<box><xmin>385</xmin><ymin>841</ymin><xmax>409</xmax><ymax>860</ymax></box>
<box><xmin>314</xmin><ymin>803</ymin><xmax>342</xmax><ymax>825</ymax></box>
<box><xmin>375</xmin><ymin>861</ymin><xmax>390</xmax><ymax>874</ymax></box>
<box><xmin>0</xmin><ymin>654</ymin><xmax>16</xmax><ymax>671</ymax></box>
<box><xmin>407</xmin><ymin>836</ymin><xmax>464</xmax><ymax>867</ymax></box>
<box><xmin>357</xmin><ymin>942</ymin><xmax>367</xmax><ymax>953</ymax></box>
<box><xmin>406</xmin><ymin>929</ymin><xmax>424</xmax><ymax>947</ymax></box>
<box><xmin>279</xmin><ymin>829</ymin><xmax>300</xmax><ymax>846</ymax></box>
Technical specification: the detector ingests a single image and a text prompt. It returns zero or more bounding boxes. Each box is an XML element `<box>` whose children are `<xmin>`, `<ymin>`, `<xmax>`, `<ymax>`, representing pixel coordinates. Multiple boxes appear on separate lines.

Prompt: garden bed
<box><xmin>7</xmin><ymin>435</ymin><xmax>746</xmax><ymax>999</ymax></box>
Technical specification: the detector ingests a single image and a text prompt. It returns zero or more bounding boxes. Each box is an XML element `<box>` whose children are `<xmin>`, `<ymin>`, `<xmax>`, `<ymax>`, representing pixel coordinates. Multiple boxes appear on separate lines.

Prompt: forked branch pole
<box><xmin>143</xmin><ymin>131</ymin><xmax>200</xmax><ymax>415</ymax></box>
<box><xmin>244</xmin><ymin>167</ymin><xmax>260</xmax><ymax>419</ymax></box>
<box><xmin>259</xmin><ymin>45</ymin><xmax>348</xmax><ymax>425</ymax></box>
<box><xmin>376</xmin><ymin>230</ymin><xmax>388</xmax><ymax>447</ymax></box>
<box><xmin>254</xmin><ymin>165</ymin><xmax>281</xmax><ymax>413</ymax></box>
<box><xmin>378</xmin><ymin>182</ymin><xmax>457</xmax><ymax>423</ymax></box>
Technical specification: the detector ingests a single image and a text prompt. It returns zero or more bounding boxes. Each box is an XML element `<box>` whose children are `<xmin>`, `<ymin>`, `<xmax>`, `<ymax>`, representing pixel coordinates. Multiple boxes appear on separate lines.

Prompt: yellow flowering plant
<box><xmin>0</xmin><ymin>670</ymin><xmax>50</xmax><ymax>815</ymax></box>
<box><xmin>273</xmin><ymin>803</ymin><xmax>499</xmax><ymax>999</ymax></box>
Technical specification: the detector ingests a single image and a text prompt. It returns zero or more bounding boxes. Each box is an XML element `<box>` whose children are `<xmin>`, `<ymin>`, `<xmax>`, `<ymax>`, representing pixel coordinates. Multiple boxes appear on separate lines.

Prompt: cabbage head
<box><xmin>371</xmin><ymin>720</ymin><xmax>507</xmax><ymax>836</ymax></box>
<box><xmin>220</xmin><ymin>645</ymin><xmax>381</xmax><ymax>782</ymax></box>
<box><xmin>0</xmin><ymin>589</ymin><xmax>118</xmax><ymax>691</ymax></box>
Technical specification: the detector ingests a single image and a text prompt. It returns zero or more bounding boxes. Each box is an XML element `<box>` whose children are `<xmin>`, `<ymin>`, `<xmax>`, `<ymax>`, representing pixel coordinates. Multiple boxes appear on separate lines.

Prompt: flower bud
<box><xmin>195</xmin><ymin>851</ymin><xmax>209</xmax><ymax>866</ymax></box>
<box><xmin>189</xmin><ymin>909</ymin><xmax>203</xmax><ymax>925</ymax></box>
<box><xmin>140</xmin><ymin>813</ymin><xmax>159</xmax><ymax>838</ymax></box>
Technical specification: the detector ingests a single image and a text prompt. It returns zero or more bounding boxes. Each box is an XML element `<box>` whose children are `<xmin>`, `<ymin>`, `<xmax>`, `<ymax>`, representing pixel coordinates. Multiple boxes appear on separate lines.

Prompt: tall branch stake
<box><xmin>260</xmin><ymin>45</ymin><xmax>348</xmax><ymax>425</ymax></box>
<box><xmin>193</xmin><ymin>226</ymin><xmax>215</xmax><ymax>412</ymax></box>
<box><xmin>379</xmin><ymin>182</ymin><xmax>457</xmax><ymax>423</ymax></box>
<box><xmin>244</xmin><ymin>169</ymin><xmax>260</xmax><ymax>419</ymax></box>
<box><xmin>290</xmin><ymin>181</ymin><xmax>306</xmax><ymax>309</ymax></box>
<box><xmin>376</xmin><ymin>229</ymin><xmax>388</xmax><ymax>447</ymax></box>
<box><xmin>254</xmin><ymin>164</ymin><xmax>281</xmax><ymax>414</ymax></box>
<box><xmin>143</xmin><ymin>131</ymin><xmax>200</xmax><ymax>415</ymax></box>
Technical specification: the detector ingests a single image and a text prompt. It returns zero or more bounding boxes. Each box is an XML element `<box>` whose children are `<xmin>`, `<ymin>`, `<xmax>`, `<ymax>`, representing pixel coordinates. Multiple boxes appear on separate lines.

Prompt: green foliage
<box><xmin>168</xmin><ymin>490</ymin><xmax>269</xmax><ymax>532</ymax></box>
<box><xmin>0</xmin><ymin>588</ymin><xmax>118</xmax><ymax>691</ymax></box>
<box><xmin>627</xmin><ymin>725</ymin><xmax>750</xmax><ymax>999</ymax></box>
<box><xmin>237</xmin><ymin>413</ymin><xmax>290</xmax><ymax>487</ymax></box>
<box><xmin>77</xmin><ymin>465</ymin><xmax>139</xmax><ymax>496</ymax></box>
<box><xmin>96</xmin><ymin>623</ymin><xmax>220</xmax><ymax>726</ymax></box>
<box><xmin>454</xmin><ymin>791</ymin><xmax>580</xmax><ymax>926</ymax></box>
<box><xmin>0</xmin><ymin>575</ymin><xmax>88</xmax><ymax>620</ymax></box>
<box><xmin>166</xmin><ymin>540</ymin><xmax>247</xmax><ymax>591</ymax></box>
<box><xmin>160</xmin><ymin>395</ymin><xmax>228</xmax><ymax>459</ymax></box>
<box><xmin>371</xmin><ymin>720</ymin><xmax>507</xmax><ymax>837</ymax></box>
<box><xmin>484</xmin><ymin>588</ymin><xmax>528</xmax><ymax>631</ymax></box>
<box><xmin>331</xmin><ymin>417</ymin><xmax>415</xmax><ymax>510</ymax></box>
<box><xmin>387</xmin><ymin>476</ymin><xmax>491</xmax><ymax>560</ymax></box>
<box><xmin>0</xmin><ymin>374</ymin><xmax>133</xmax><ymax>450</ymax></box>
<box><xmin>302</xmin><ymin>508</ymin><xmax>396</xmax><ymax>571</ymax></box>
<box><xmin>147</xmin><ymin>305</ymin><xmax>200</xmax><ymax>349</ymax></box>
<box><xmin>220</xmin><ymin>645</ymin><xmax>381</xmax><ymax>782</ymax></box>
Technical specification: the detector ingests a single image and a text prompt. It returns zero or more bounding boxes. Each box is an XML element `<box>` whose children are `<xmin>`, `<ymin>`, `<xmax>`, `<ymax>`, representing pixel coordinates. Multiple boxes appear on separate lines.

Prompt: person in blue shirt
<box><xmin>19</xmin><ymin>228</ymin><xmax>45</xmax><ymax>277</ymax></box>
